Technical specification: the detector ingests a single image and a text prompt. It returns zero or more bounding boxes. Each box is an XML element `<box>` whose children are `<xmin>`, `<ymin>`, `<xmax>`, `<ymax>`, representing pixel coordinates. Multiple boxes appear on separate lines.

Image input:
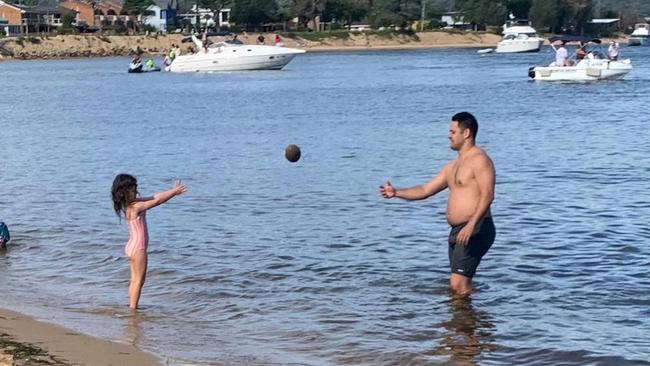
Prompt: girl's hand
<box><xmin>174</xmin><ymin>180</ymin><xmax>188</xmax><ymax>195</ymax></box>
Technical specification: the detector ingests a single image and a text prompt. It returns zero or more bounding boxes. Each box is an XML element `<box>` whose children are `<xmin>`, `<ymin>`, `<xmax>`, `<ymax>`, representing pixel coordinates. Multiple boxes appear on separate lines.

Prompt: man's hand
<box><xmin>456</xmin><ymin>223</ymin><xmax>475</xmax><ymax>245</ymax></box>
<box><xmin>380</xmin><ymin>181</ymin><xmax>396</xmax><ymax>198</ymax></box>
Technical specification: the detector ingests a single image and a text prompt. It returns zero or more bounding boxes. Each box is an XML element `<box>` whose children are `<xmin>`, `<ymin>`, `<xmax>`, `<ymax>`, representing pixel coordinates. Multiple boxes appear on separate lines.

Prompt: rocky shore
<box><xmin>0</xmin><ymin>31</ymin><xmax>503</xmax><ymax>60</ymax></box>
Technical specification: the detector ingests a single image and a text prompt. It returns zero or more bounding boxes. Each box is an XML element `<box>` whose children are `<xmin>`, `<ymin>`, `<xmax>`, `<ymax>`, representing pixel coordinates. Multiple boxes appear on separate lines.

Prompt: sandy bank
<box><xmin>0</xmin><ymin>308</ymin><xmax>160</xmax><ymax>366</ymax></box>
<box><xmin>0</xmin><ymin>31</ymin><xmax>503</xmax><ymax>60</ymax></box>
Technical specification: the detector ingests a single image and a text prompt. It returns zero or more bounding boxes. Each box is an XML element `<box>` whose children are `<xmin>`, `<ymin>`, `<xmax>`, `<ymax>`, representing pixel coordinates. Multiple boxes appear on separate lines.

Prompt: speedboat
<box><xmin>528</xmin><ymin>36</ymin><xmax>632</xmax><ymax>81</ymax></box>
<box><xmin>496</xmin><ymin>20</ymin><xmax>543</xmax><ymax>53</ymax></box>
<box><xmin>168</xmin><ymin>34</ymin><xmax>305</xmax><ymax>73</ymax></box>
<box><xmin>628</xmin><ymin>23</ymin><xmax>649</xmax><ymax>46</ymax></box>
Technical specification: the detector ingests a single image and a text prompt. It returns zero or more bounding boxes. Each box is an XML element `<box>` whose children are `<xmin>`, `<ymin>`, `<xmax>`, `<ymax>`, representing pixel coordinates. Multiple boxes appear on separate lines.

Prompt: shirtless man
<box><xmin>380</xmin><ymin>112</ymin><xmax>496</xmax><ymax>295</ymax></box>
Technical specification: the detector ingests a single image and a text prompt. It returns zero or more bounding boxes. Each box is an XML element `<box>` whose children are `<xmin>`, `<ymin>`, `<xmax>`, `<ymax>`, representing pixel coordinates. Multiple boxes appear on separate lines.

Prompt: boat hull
<box><xmin>628</xmin><ymin>37</ymin><xmax>648</xmax><ymax>46</ymax></box>
<box><xmin>169</xmin><ymin>46</ymin><xmax>305</xmax><ymax>73</ymax></box>
<box><xmin>529</xmin><ymin>59</ymin><xmax>632</xmax><ymax>81</ymax></box>
<box><xmin>496</xmin><ymin>39</ymin><xmax>543</xmax><ymax>53</ymax></box>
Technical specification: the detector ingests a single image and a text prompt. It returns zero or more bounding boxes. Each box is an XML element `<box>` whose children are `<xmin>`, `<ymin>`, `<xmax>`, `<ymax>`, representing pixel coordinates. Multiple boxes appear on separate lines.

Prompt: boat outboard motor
<box><xmin>528</xmin><ymin>66</ymin><xmax>536</xmax><ymax>78</ymax></box>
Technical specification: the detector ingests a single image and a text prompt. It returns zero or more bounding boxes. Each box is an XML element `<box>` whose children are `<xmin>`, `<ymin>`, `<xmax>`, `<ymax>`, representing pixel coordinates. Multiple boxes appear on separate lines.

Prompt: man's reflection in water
<box><xmin>430</xmin><ymin>296</ymin><xmax>497</xmax><ymax>366</ymax></box>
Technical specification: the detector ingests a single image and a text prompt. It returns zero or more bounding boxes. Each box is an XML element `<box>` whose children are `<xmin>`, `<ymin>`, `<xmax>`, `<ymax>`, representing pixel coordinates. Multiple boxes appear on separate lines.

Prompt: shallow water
<box><xmin>1</xmin><ymin>46</ymin><xmax>649</xmax><ymax>365</ymax></box>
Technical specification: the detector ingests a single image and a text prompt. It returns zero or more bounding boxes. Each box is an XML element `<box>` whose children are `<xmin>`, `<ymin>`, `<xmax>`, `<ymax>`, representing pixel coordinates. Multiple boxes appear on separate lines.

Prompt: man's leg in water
<box><xmin>450</xmin><ymin>273</ymin><xmax>472</xmax><ymax>295</ymax></box>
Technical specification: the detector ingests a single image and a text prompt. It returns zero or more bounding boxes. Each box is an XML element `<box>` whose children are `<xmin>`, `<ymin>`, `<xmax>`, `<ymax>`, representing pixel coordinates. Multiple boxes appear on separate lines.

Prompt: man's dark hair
<box><xmin>452</xmin><ymin>112</ymin><xmax>478</xmax><ymax>140</ymax></box>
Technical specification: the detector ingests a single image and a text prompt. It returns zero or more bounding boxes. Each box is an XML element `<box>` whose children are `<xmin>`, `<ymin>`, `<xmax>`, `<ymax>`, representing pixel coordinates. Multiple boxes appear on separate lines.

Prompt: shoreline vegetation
<box><xmin>0</xmin><ymin>308</ymin><xmax>160</xmax><ymax>366</ymax></box>
<box><xmin>2</xmin><ymin>31</ymin><xmax>504</xmax><ymax>60</ymax></box>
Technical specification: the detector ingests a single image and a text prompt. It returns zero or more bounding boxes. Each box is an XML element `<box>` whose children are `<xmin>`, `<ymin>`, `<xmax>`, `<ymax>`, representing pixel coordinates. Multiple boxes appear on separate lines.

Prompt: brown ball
<box><xmin>285</xmin><ymin>144</ymin><xmax>301</xmax><ymax>163</ymax></box>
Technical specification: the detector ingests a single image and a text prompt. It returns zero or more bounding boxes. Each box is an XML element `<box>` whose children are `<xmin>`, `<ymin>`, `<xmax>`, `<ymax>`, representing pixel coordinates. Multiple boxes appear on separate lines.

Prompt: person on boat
<box><xmin>576</xmin><ymin>42</ymin><xmax>587</xmax><ymax>60</ymax></box>
<box><xmin>145</xmin><ymin>57</ymin><xmax>155</xmax><ymax>70</ymax></box>
<box><xmin>275</xmin><ymin>34</ymin><xmax>284</xmax><ymax>47</ymax></box>
<box><xmin>129</xmin><ymin>55</ymin><xmax>143</xmax><ymax>71</ymax></box>
<box><xmin>168</xmin><ymin>45</ymin><xmax>177</xmax><ymax>60</ymax></box>
<box><xmin>607</xmin><ymin>40</ymin><xmax>620</xmax><ymax>61</ymax></box>
<box><xmin>257</xmin><ymin>34</ymin><xmax>265</xmax><ymax>45</ymax></box>
<box><xmin>555</xmin><ymin>41</ymin><xmax>568</xmax><ymax>66</ymax></box>
<box><xmin>202</xmin><ymin>30</ymin><xmax>209</xmax><ymax>53</ymax></box>
<box><xmin>163</xmin><ymin>47</ymin><xmax>175</xmax><ymax>67</ymax></box>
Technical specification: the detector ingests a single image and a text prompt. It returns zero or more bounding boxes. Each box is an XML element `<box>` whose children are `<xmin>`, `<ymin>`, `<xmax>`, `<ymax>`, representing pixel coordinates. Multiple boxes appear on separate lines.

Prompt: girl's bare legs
<box><xmin>128</xmin><ymin>250</ymin><xmax>148</xmax><ymax>310</ymax></box>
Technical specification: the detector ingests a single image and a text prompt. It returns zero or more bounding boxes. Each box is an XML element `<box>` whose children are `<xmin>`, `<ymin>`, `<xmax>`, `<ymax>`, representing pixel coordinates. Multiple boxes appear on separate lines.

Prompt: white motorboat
<box><xmin>528</xmin><ymin>36</ymin><xmax>632</xmax><ymax>81</ymax></box>
<box><xmin>628</xmin><ymin>23</ymin><xmax>649</xmax><ymax>46</ymax></box>
<box><xmin>168</xmin><ymin>34</ymin><xmax>305</xmax><ymax>73</ymax></box>
<box><xmin>496</xmin><ymin>21</ymin><xmax>543</xmax><ymax>53</ymax></box>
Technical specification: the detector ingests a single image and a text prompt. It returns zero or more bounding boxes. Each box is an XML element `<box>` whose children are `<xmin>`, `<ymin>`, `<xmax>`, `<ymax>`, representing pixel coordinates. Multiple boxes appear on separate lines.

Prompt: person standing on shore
<box><xmin>379</xmin><ymin>112</ymin><xmax>496</xmax><ymax>296</ymax></box>
<box><xmin>111</xmin><ymin>174</ymin><xmax>187</xmax><ymax>310</ymax></box>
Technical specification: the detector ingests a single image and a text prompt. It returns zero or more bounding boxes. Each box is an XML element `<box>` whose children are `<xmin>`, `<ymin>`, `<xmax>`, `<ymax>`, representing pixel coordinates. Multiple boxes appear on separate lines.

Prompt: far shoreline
<box><xmin>0</xmin><ymin>31</ymin><xmax>507</xmax><ymax>60</ymax></box>
<box><xmin>0</xmin><ymin>30</ymin><xmax>630</xmax><ymax>61</ymax></box>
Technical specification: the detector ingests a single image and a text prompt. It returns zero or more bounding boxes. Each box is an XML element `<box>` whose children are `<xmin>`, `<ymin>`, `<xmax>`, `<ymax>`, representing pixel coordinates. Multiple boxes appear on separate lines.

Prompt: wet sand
<box><xmin>0</xmin><ymin>308</ymin><xmax>160</xmax><ymax>366</ymax></box>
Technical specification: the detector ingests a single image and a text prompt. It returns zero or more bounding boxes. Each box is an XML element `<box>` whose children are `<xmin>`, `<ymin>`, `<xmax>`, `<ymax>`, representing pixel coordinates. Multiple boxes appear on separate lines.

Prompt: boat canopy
<box><xmin>548</xmin><ymin>35</ymin><xmax>601</xmax><ymax>44</ymax></box>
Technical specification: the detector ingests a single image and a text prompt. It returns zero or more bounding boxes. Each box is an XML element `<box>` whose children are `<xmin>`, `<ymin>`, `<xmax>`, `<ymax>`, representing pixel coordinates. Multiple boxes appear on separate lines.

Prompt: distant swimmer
<box><xmin>0</xmin><ymin>221</ymin><xmax>10</xmax><ymax>250</ymax></box>
<box><xmin>111</xmin><ymin>174</ymin><xmax>187</xmax><ymax>310</ymax></box>
<box><xmin>380</xmin><ymin>112</ymin><xmax>496</xmax><ymax>296</ymax></box>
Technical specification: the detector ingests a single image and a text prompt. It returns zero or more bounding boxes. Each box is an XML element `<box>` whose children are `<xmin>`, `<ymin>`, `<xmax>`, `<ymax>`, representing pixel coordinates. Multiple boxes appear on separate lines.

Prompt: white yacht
<box><xmin>496</xmin><ymin>21</ymin><xmax>543</xmax><ymax>53</ymax></box>
<box><xmin>528</xmin><ymin>36</ymin><xmax>632</xmax><ymax>81</ymax></box>
<box><xmin>628</xmin><ymin>23</ymin><xmax>649</xmax><ymax>46</ymax></box>
<box><xmin>168</xmin><ymin>35</ymin><xmax>305</xmax><ymax>73</ymax></box>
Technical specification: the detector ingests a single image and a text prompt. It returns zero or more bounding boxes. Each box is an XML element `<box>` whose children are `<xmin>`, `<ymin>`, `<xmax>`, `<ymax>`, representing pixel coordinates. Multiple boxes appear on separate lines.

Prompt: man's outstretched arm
<box><xmin>380</xmin><ymin>163</ymin><xmax>450</xmax><ymax>201</ymax></box>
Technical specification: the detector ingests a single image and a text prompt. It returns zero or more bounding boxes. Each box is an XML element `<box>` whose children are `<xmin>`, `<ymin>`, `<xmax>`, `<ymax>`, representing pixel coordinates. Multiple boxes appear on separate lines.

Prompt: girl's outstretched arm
<box><xmin>133</xmin><ymin>180</ymin><xmax>187</xmax><ymax>213</ymax></box>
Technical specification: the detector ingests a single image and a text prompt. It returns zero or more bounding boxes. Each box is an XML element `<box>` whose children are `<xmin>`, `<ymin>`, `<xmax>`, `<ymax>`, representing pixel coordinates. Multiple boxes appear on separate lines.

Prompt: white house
<box><xmin>441</xmin><ymin>11</ymin><xmax>471</xmax><ymax>29</ymax></box>
<box><xmin>177</xmin><ymin>6</ymin><xmax>230</xmax><ymax>30</ymax></box>
<box><xmin>143</xmin><ymin>0</ymin><xmax>178</xmax><ymax>32</ymax></box>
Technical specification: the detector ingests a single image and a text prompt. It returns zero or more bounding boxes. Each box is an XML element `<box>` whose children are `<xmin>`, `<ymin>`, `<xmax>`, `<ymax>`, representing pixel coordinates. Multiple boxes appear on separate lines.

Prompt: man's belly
<box><xmin>446</xmin><ymin>189</ymin><xmax>481</xmax><ymax>226</ymax></box>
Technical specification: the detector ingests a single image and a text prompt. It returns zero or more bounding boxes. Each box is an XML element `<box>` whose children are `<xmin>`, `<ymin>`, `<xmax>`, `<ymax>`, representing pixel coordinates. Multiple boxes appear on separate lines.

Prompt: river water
<box><xmin>1</xmin><ymin>46</ymin><xmax>649</xmax><ymax>365</ymax></box>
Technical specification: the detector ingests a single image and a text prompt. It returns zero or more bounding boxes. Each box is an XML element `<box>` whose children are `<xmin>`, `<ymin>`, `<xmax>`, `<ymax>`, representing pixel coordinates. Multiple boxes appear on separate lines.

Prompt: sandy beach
<box><xmin>0</xmin><ymin>308</ymin><xmax>160</xmax><ymax>366</ymax></box>
<box><xmin>0</xmin><ymin>31</ymin><xmax>504</xmax><ymax>59</ymax></box>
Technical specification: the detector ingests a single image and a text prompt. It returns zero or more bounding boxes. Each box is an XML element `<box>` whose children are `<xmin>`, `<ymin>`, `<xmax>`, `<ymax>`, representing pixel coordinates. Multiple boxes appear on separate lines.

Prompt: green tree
<box><xmin>452</xmin><ymin>0</ymin><xmax>508</xmax><ymax>26</ymax></box>
<box><xmin>59</xmin><ymin>11</ymin><xmax>76</xmax><ymax>34</ymax></box>
<box><xmin>529</xmin><ymin>0</ymin><xmax>590</xmax><ymax>34</ymax></box>
<box><xmin>276</xmin><ymin>0</ymin><xmax>295</xmax><ymax>30</ymax></box>
<box><xmin>567</xmin><ymin>0</ymin><xmax>593</xmax><ymax>35</ymax></box>
<box><xmin>322</xmin><ymin>0</ymin><xmax>369</xmax><ymax>28</ymax></box>
<box><xmin>293</xmin><ymin>0</ymin><xmax>327</xmax><ymax>30</ymax></box>
<box><xmin>505</xmin><ymin>0</ymin><xmax>532</xmax><ymax>19</ymax></box>
<box><xmin>121</xmin><ymin>0</ymin><xmax>155</xmax><ymax>32</ymax></box>
<box><xmin>529</xmin><ymin>0</ymin><xmax>563</xmax><ymax>32</ymax></box>
<box><xmin>366</xmin><ymin>0</ymin><xmax>426</xmax><ymax>28</ymax></box>
<box><xmin>231</xmin><ymin>0</ymin><xmax>278</xmax><ymax>29</ymax></box>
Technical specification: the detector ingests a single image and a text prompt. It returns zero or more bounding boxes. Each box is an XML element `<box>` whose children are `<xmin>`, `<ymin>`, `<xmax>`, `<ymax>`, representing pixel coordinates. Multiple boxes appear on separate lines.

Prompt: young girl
<box><xmin>111</xmin><ymin>174</ymin><xmax>187</xmax><ymax>310</ymax></box>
